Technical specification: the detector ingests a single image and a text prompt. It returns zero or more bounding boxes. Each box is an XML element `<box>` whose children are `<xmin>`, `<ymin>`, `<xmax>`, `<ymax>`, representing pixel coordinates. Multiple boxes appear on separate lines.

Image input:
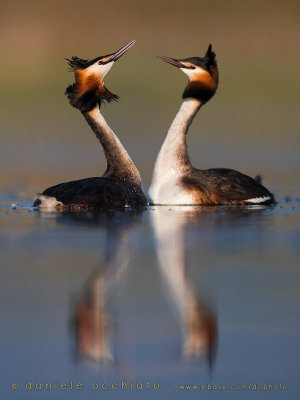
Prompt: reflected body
<box><xmin>148</xmin><ymin>45</ymin><xmax>275</xmax><ymax>206</ymax></box>
<box><xmin>63</xmin><ymin>206</ymin><xmax>219</xmax><ymax>369</ymax></box>
<box><xmin>72</xmin><ymin>211</ymin><xmax>141</xmax><ymax>363</ymax></box>
<box><xmin>151</xmin><ymin>207</ymin><xmax>217</xmax><ymax>367</ymax></box>
<box><xmin>34</xmin><ymin>41</ymin><xmax>147</xmax><ymax>210</ymax></box>
<box><xmin>69</xmin><ymin>206</ymin><xmax>220</xmax><ymax>369</ymax></box>
<box><xmin>0</xmin><ymin>198</ymin><xmax>299</xmax><ymax>398</ymax></box>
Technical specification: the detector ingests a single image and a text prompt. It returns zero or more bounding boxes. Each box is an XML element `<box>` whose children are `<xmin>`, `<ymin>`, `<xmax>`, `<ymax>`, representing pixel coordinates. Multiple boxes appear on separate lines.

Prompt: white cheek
<box><xmin>100</xmin><ymin>62</ymin><xmax>114</xmax><ymax>78</ymax></box>
<box><xmin>87</xmin><ymin>61</ymin><xmax>114</xmax><ymax>78</ymax></box>
<box><xmin>180</xmin><ymin>67</ymin><xmax>206</xmax><ymax>79</ymax></box>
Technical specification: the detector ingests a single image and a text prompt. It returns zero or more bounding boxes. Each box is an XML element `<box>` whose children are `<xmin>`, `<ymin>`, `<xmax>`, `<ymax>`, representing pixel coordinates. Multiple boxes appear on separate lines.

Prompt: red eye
<box><xmin>98</xmin><ymin>61</ymin><xmax>103</xmax><ymax>65</ymax></box>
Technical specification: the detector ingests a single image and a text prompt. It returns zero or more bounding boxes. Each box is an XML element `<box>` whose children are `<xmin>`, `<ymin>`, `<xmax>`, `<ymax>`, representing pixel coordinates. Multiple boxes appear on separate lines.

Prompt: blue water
<box><xmin>0</xmin><ymin>197</ymin><xmax>299</xmax><ymax>400</ymax></box>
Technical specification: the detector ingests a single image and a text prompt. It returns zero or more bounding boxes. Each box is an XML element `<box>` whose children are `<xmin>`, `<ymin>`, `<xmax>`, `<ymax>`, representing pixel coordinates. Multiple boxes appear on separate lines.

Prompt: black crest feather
<box><xmin>180</xmin><ymin>45</ymin><xmax>217</xmax><ymax>71</ymax></box>
<box><xmin>182</xmin><ymin>44</ymin><xmax>218</xmax><ymax>103</ymax></box>
<box><xmin>204</xmin><ymin>44</ymin><xmax>217</xmax><ymax>68</ymax></box>
<box><xmin>66</xmin><ymin>56</ymin><xmax>101</xmax><ymax>71</ymax></box>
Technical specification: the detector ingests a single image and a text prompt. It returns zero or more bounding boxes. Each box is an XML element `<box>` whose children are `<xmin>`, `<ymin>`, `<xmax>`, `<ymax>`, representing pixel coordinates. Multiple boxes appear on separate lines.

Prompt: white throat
<box><xmin>87</xmin><ymin>61</ymin><xmax>114</xmax><ymax>79</ymax></box>
<box><xmin>147</xmin><ymin>98</ymin><xmax>201</xmax><ymax>205</ymax></box>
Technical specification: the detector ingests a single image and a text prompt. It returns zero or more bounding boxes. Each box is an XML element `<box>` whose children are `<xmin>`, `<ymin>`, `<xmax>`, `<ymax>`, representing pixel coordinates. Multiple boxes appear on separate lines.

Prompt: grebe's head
<box><xmin>157</xmin><ymin>44</ymin><xmax>218</xmax><ymax>104</ymax></box>
<box><xmin>65</xmin><ymin>40</ymin><xmax>136</xmax><ymax>112</ymax></box>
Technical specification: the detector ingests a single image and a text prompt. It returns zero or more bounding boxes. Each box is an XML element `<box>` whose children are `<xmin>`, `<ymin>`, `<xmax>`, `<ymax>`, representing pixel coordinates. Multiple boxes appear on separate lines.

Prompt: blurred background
<box><xmin>1</xmin><ymin>3</ymin><xmax>300</xmax><ymax>397</ymax></box>
<box><xmin>0</xmin><ymin>0</ymin><xmax>299</xmax><ymax>199</ymax></box>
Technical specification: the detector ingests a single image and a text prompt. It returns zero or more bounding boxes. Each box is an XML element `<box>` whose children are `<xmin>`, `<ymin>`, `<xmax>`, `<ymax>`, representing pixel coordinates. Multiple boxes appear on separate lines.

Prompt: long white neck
<box><xmin>83</xmin><ymin>107</ymin><xmax>142</xmax><ymax>187</ymax></box>
<box><xmin>152</xmin><ymin>98</ymin><xmax>200</xmax><ymax>179</ymax></box>
<box><xmin>148</xmin><ymin>98</ymin><xmax>201</xmax><ymax>203</ymax></box>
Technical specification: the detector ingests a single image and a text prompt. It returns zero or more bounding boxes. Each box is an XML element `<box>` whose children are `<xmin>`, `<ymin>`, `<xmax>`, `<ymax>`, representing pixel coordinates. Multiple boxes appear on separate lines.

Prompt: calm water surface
<box><xmin>0</xmin><ymin>195</ymin><xmax>299</xmax><ymax>400</ymax></box>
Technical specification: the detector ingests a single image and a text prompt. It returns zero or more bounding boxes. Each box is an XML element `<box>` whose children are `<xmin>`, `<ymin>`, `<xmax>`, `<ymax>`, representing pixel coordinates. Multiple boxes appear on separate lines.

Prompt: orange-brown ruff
<box><xmin>65</xmin><ymin>53</ymin><xmax>120</xmax><ymax>112</ymax></box>
<box><xmin>147</xmin><ymin>45</ymin><xmax>275</xmax><ymax>206</ymax></box>
<box><xmin>33</xmin><ymin>41</ymin><xmax>147</xmax><ymax>209</ymax></box>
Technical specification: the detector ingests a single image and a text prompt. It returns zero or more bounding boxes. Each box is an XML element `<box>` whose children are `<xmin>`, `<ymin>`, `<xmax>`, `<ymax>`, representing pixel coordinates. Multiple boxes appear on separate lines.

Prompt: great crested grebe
<box><xmin>148</xmin><ymin>45</ymin><xmax>275</xmax><ymax>206</ymax></box>
<box><xmin>34</xmin><ymin>40</ymin><xmax>147</xmax><ymax>209</ymax></box>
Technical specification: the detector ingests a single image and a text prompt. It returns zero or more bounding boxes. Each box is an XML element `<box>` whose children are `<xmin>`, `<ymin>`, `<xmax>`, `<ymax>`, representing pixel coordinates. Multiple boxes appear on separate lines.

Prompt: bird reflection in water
<box><xmin>47</xmin><ymin>204</ymin><xmax>266</xmax><ymax>370</ymax></box>
<box><xmin>150</xmin><ymin>206</ymin><xmax>218</xmax><ymax>369</ymax></box>
<box><xmin>64</xmin><ymin>210</ymin><xmax>142</xmax><ymax>364</ymax></box>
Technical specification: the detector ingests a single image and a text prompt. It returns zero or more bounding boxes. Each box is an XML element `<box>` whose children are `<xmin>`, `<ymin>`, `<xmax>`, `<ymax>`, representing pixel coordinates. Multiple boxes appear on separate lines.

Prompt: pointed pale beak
<box><xmin>157</xmin><ymin>55</ymin><xmax>194</xmax><ymax>69</ymax></box>
<box><xmin>108</xmin><ymin>40</ymin><xmax>136</xmax><ymax>62</ymax></box>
